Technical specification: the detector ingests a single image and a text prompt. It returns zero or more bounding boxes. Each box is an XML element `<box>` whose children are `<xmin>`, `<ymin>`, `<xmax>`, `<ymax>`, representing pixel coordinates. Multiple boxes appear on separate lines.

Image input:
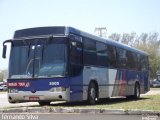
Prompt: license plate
<box><xmin>29</xmin><ymin>96</ymin><xmax>40</xmax><ymax>101</ymax></box>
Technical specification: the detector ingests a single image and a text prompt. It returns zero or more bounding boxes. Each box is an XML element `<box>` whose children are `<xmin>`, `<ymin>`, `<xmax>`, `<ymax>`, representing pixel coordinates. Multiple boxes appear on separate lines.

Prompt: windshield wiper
<box><xmin>28</xmin><ymin>43</ymin><xmax>31</xmax><ymax>58</ymax></box>
<box><xmin>2</xmin><ymin>39</ymin><xmax>13</xmax><ymax>58</ymax></box>
<box><xmin>42</xmin><ymin>36</ymin><xmax>53</xmax><ymax>63</ymax></box>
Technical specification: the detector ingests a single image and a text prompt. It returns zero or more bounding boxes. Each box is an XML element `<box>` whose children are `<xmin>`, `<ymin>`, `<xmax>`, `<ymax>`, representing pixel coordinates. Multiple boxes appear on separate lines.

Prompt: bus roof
<box><xmin>14</xmin><ymin>26</ymin><xmax>148</xmax><ymax>56</ymax></box>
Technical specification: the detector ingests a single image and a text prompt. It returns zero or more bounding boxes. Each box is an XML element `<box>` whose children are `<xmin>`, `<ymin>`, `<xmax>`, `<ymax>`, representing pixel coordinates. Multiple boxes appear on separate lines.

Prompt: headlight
<box><xmin>49</xmin><ymin>87</ymin><xmax>66</xmax><ymax>92</ymax></box>
<box><xmin>49</xmin><ymin>87</ymin><xmax>56</xmax><ymax>92</ymax></box>
<box><xmin>56</xmin><ymin>87</ymin><xmax>66</xmax><ymax>91</ymax></box>
<box><xmin>9</xmin><ymin>89</ymin><xmax>19</xmax><ymax>93</ymax></box>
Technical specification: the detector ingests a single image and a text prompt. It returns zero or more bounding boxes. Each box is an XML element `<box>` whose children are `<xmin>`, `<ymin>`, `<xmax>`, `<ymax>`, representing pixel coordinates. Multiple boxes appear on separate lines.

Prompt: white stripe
<box><xmin>108</xmin><ymin>69</ymin><xmax>117</xmax><ymax>97</ymax></box>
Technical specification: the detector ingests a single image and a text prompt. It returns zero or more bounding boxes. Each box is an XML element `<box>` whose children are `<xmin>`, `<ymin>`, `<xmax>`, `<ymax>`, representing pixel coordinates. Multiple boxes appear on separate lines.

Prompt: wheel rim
<box><xmin>136</xmin><ymin>86</ymin><xmax>140</xmax><ymax>97</ymax></box>
<box><xmin>90</xmin><ymin>88</ymin><xmax>96</xmax><ymax>100</ymax></box>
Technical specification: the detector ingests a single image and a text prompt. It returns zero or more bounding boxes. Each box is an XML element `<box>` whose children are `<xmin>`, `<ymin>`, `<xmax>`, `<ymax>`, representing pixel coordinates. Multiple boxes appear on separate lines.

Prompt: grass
<box><xmin>46</xmin><ymin>95</ymin><xmax>160</xmax><ymax>111</ymax></box>
<box><xmin>150</xmin><ymin>87</ymin><xmax>160</xmax><ymax>91</ymax></box>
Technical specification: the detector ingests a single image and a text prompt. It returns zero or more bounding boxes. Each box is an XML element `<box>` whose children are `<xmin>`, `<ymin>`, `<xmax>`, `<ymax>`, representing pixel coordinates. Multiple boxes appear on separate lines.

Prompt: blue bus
<box><xmin>2</xmin><ymin>26</ymin><xmax>150</xmax><ymax>105</ymax></box>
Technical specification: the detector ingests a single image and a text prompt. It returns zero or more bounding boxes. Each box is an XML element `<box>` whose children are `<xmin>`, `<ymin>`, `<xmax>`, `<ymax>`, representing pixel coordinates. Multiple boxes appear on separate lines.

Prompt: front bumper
<box><xmin>8</xmin><ymin>89</ymin><xmax>70</xmax><ymax>103</ymax></box>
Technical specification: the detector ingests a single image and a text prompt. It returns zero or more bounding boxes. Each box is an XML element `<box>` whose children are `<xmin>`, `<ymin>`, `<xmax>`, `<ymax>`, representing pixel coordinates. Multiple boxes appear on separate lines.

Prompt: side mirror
<box><xmin>2</xmin><ymin>45</ymin><xmax>7</xmax><ymax>58</ymax></box>
<box><xmin>2</xmin><ymin>39</ymin><xmax>12</xmax><ymax>59</ymax></box>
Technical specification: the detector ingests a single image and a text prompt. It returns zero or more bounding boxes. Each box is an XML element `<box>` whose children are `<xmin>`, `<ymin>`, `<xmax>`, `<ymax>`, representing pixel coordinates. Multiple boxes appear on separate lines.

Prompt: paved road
<box><xmin>0</xmin><ymin>113</ymin><xmax>159</xmax><ymax>120</ymax></box>
<box><xmin>143</xmin><ymin>88</ymin><xmax>160</xmax><ymax>95</ymax></box>
<box><xmin>0</xmin><ymin>92</ymin><xmax>39</xmax><ymax>108</ymax></box>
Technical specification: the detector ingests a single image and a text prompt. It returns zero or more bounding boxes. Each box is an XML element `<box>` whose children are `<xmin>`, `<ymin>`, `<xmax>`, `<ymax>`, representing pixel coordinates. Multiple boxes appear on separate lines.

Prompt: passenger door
<box><xmin>70</xmin><ymin>40</ymin><xmax>83</xmax><ymax>76</ymax></box>
<box><xmin>69</xmin><ymin>36</ymin><xmax>83</xmax><ymax>101</ymax></box>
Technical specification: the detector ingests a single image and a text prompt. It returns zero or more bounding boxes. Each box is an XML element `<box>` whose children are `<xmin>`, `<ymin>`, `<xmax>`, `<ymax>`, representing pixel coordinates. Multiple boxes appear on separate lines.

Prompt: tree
<box><xmin>108</xmin><ymin>33</ymin><xmax>121</xmax><ymax>42</ymax></box>
<box><xmin>108</xmin><ymin>32</ymin><xmax>137</xmax><ymax>46</ymax></box>
<box><xmin>0</xmin><ymin>70</ymin><xmax>7</xmax><ymax>82</ymax></box>
<box><xmin>135</xmin><ymin>33</ymin><xmax>160</xmax><ymax>79</ymax></box>
<box><xmin>0</xmin><ymin>72</ymin><xmax>4</xmax><ymax>82</ymax></box>
<box><xmin>121</xmin><ymin>32</ymin><xmax>136</xmax><ymax>46</ymax></box>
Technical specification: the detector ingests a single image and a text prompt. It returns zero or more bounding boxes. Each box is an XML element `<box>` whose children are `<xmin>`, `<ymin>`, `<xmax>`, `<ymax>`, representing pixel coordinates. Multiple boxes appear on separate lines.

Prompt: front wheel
<box><xmin>127</xmin><ymin>83</ymin><xmax>140</xmax><ymax>100</ymax></box>
<box><xmin>87</xmin><ymin>82</ymin><xmax>97</xmax><ymax>105</ymax></box>
<box><xmin>133</xmin><ymin>83</ymin><xmax>140</xmax><ymax>99</ymax></box>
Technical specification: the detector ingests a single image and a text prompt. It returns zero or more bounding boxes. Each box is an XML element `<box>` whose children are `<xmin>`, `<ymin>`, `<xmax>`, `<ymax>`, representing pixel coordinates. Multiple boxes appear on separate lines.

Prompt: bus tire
<box><xmin>126</xmin><ymin>83</ymin><xmax>140</xmax><ymax>100</ymax></box>
<box><xmin>133</xmin><ymin>83</ymin><xmax>140</xmax><ymax>99</ymax></box>
<box><xmin>9</xmin><ymin>101</ymin><xmax>16</xmax><ymax>104</ymax></box>
<box><xmin>38</xmin><ymin>101</ymin><xmax>50</xmax><ymax>106</ymax></box>
<box><xmin>87</xmin><ymin>82</ymin><xmax>97</xmax><ymax>105</ymax></box>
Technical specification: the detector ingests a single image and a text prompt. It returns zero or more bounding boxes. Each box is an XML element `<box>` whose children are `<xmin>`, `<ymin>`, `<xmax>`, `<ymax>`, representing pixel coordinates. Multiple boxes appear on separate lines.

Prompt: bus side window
<box><xmin>70</xmin><ymin>41</ymin><xmax>82</xmax><ymax>65</ymax></box>
<box><xmin>137</xmin><ymin>54</ymin><xmax>149</xmax><ymax>71</ymax></box>
<box><xmin>137</xmin><ymin>54</ymin><xmax>141</xmax><ymax>71</ymax></box>
<box><xmin>116</xmin><ymin>48</ymin><xmax>128</xmax><ymax>69</ymax></box>
<box><xmin>83</xmin><ymin>38</ymin><xmax>97</xmax><ymax>65</ymax></box>
<box><xmin>96</xmin><ymin>42</ymin><xmax>108</xmax><ymax>67</ymax></box>
<box><xmin>140</xmin><ymin>55</ymin><xmax>149</xmax><ymax>71</ymax></box>
<box><xmin>107</xmin><ymin>45</ymin><xmax>117</xmax><ymax>68</ymax></box>
<box><xmin>127</xmin><ymin>51</ymin><xmax>137</xmax><ymax>70</ymax></box>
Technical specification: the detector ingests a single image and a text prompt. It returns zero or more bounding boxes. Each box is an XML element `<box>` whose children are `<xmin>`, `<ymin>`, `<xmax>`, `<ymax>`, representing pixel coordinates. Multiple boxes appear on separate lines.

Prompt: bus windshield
<box><xmin>9</xmin><ymin>37</ymin><xmax>67</xmax><ymax>79</ymax></box>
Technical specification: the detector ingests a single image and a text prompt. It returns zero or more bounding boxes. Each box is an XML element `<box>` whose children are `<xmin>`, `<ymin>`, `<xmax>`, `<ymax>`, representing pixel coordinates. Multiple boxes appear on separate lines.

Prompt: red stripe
<box><xmin>119</xmin><ymin>71</ymin><xmax>126</xmax><ymax>96</ymax></box>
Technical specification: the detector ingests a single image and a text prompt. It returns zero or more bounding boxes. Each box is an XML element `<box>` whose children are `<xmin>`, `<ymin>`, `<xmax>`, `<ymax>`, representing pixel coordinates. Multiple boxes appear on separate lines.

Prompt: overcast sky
<box><xmin>0</xmin><ymin>0</ymin><xmax>160</xmax><ymax>69</ymax></box>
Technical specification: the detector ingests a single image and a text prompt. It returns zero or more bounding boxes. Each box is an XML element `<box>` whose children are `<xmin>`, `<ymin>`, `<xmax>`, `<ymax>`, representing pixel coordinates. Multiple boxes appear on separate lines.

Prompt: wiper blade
<box><xmin>42</xmin><ymin>36</ymin><xmax>53</xmax><ymax>63</ymax></box>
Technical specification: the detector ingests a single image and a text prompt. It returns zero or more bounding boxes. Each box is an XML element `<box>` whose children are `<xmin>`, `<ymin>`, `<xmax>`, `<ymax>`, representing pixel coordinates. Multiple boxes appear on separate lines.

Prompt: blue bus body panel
<box><xmin>111</xmin><ymin>69</ymin><xmax>149</xmax><ymax>96</ymax></box>
<box><xmin>126</xmin><ymin>70</ymin><xmax>148</xmax><ymax>87</ymax></box>
<box><xmin>69</xmin><ymin>74</ymin><xmax>83</xmax><ymax>101</ymax></box>
<box><xmin>7</xmin><ymin>76</ymin><xmax>84</xmax><ymax>101</ymax></box>
<box><xmin>7</xmin><ymin>78</ymin><xmax>69</xmax><ymax>91</ymax></box>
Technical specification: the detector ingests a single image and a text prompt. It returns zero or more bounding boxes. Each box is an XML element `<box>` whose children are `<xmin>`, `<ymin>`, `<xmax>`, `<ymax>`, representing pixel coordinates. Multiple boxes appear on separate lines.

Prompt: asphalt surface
<box><xmin>1</xmin><ymin>113</ymin><xmax>158</xmax><ymax>120</ymax></box>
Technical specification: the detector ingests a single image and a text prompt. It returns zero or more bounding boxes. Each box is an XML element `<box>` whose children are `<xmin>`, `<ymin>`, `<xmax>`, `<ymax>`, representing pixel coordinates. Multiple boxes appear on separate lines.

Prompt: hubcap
<box><xmin>136</xmin><ymin>86</ymin><xmax>140</xmax><ymax>97</ymax></box>
<box><xmin>90</xmin><ymin>88</ymin><xmax>96</xmax><ymax>100</ymax></box>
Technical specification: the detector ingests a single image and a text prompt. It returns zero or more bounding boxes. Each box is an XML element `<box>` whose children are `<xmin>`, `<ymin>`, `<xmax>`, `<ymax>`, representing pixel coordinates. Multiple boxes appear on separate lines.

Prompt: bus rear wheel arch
<box><xmin>87</xmin><ymin>81</ymin><xmax>99</xmax><ymax>105</ymax></box>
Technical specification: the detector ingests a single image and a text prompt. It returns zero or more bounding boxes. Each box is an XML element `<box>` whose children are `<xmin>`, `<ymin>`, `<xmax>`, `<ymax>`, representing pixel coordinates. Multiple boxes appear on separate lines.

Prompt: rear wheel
<box><xmin>126</xmin><ymin>83</ymin><xmax>140</xmax><ymax>100</ymax></box>
<box><xmin>133</xmin><ymin>83</ymin><xmax>140</xmax><ymax>99</ymax></box>
<box><xmin>87</xmin><ymin>82</ymin><xmax>97</xmax><ymax>105</ymax></box>
<box><xmin>38</xmin><ymin>101</ymin><xmax>50</xmax><ymax>106</ymax></box>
